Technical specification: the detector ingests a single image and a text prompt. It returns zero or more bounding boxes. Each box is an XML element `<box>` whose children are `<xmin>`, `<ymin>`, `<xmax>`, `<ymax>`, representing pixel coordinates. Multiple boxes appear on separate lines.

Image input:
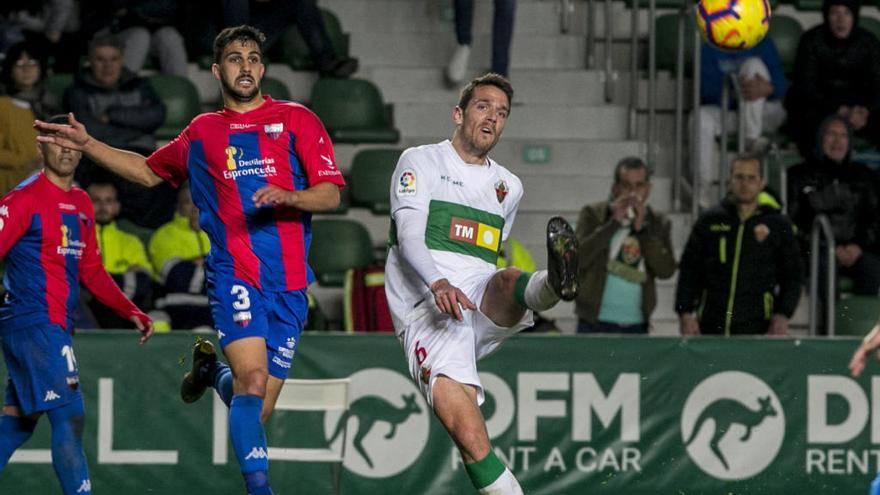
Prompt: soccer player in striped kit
<box><xmin>0</xmin><ymin>115</ymin><xmax>153</xmax><ymax>494</ymax></box>
<box><xmin>34</xmin><ymin>26</ymin><xmax>344</xmax><ymax>495</ymax></box>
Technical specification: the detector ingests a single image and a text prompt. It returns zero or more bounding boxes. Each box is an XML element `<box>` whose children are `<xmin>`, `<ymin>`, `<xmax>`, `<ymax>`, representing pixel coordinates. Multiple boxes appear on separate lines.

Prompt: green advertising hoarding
<box><xmin>0</xmin><ymin>332</ymin><xmax>876</xmax><ymax>494</ymax></box>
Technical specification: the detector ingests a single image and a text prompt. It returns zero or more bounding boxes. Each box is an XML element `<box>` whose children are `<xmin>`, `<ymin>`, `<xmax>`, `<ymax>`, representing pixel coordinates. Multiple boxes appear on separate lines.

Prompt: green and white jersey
<box><xmin>385</xmin><ymin>140</ymin><xmax>523</xmax><ymax>327</ymax></box>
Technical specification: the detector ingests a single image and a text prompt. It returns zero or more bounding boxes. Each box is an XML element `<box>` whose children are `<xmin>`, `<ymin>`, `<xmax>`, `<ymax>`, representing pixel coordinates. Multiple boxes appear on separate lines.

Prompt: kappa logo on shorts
<box><xmin>44</xmin><ymin>389</ymin><xmax>61</xmax><ymax>401</ymax></box>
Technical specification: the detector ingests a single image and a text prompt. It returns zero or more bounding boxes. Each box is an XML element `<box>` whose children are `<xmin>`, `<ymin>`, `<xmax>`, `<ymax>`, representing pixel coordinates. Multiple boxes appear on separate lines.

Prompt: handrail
<box><xmin>809</xmin><ymin>214</ymin><xmax>836</xmax><ymax>336</ymax></box>
<box><xmin>629</xmin><ymin>0</ymin><xmax>639</xmax><ymax>139</ymax></box>
<box><xmin>586</xmin><ymin>0</ymin><xmax>596</xmax><ymax>68</ymax></box>
<box><xmin>646</xmin><ymin>0</ymin><xmax>657</xmax><ymax>168</ymax></box>
<box><xmin>561</xmin><ymin>0</ymin><xmax>575</xmax><ymax>33</ymax></box>
<box><xmin>604</xmin><ymin>0</ymin><xmax>615</xmax><ymax>103</ymax></box>
<box><xmin>690</xmin><ymin>17</ymin><xmax>701</xmax><ymax>219</ymax></box>
<box><xmin>718</xmin><ymin>71</ymin><xmax>745</xmax><ymax>200</ymax></box>
<box><xmin>672</xmin><ymin>7</ymin><xmax>685</xmax><ymax>212</ymax></box>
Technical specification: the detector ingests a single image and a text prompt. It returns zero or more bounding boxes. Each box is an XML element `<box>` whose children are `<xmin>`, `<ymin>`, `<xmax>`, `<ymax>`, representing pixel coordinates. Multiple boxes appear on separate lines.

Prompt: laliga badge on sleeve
<box><xmin>397</xmin><ymin>169</ymin><xmax>417</xmax><ymax>197</ymax></box>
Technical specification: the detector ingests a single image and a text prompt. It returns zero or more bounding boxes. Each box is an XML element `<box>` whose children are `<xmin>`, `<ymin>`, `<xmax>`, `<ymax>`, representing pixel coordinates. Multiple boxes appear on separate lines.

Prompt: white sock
<box><xmin>478</xmin><ymin>468</ymin><xmax>523</xmax><ymax>495</ymax></box>
<box><xmin>523</xmin><ymin>270</ymin><xmax>559</xmax><ymax>311</ymax></box>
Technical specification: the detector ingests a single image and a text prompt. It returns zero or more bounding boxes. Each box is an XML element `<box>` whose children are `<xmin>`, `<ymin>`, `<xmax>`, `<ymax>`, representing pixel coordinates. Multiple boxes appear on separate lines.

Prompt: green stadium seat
<box><xmin>655</xmin><ymin>13</ymin><xmax>696</xmax><ymax>74</ymax></box>
<box><xmin>835</xmin><ymin>295</ymin><xmax>880</xmax><ymax>336</ymax></box>
<box><xmin>44</xmin><ymin>73</ymin><xmax>73</xmax><ymax>106</ymax></box>
<box><xmin>281</xmin><ymin>9</ymin><xmax>350</xmax><ymax>71</ymax></box>
<box><xmin>148</xmin><ymin>74</ymin><xmax>201</xmax><ymax>140</ymax></box>
<box><xmin>261</xmin><ymin>76</ymin><xmax>292</xmax><ymax>101</ymax></box>
<box><xmin>309</xmin><ymin>78</ymin><xmax>400</xmax><ymax>144</ymax></box>
<box><xmin>793</xmin><ymin>0</ymin><xmax>822</xmax><ymax>10</ymax></box>
<box><xmin>860</xmin><ymin>16</ymin><xmax>880</xmax><ymax>40</ymax></box>
<box><xmin>308</xmin><ymin>219</ymin><xmax>374</xmax><ymax>287</ymax></box>
<box><xmin>767</xmin><ymin>14</ymin><xmax>803</xmax><ymax>76</ymax></box>
<box><xmin>116</xmin><ymin>218</ymin><xmax>155</xmax><ymax>247</ymax></box>
<box><xmin>350</xmin><ymin>149</ymin><xmax>403</xmax><ymax>214</ymax></box>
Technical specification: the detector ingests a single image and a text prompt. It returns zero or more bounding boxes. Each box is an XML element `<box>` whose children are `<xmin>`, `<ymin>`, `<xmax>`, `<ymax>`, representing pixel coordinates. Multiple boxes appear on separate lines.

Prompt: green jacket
<box><xmin>148</xmin><ymin>213</ymin><xmax>211</xmax><ymax>279</ymax></box>
<box><xmin>574</xmin><ymin>201</ymin><xmax>677</xmax><ymax>324</ymax></box>
<box><xmin>95</xmin><ymin>221</ymin><xmax>152</xmax><ymax>276</ymax></box>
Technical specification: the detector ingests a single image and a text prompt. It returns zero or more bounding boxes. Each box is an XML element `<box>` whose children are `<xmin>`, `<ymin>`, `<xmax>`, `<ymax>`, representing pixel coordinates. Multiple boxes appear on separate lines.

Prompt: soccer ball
<box><xmin>695</xmin><ymin>0</ymin><xmax>772</xmax><ymax>51</ymax></box>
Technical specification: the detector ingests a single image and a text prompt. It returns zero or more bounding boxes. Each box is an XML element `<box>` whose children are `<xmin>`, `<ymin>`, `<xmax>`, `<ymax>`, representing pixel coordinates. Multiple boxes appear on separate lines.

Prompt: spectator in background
<box><xmin>148</xmin><ymin>185</ymin><xmax>212</xmax><ymax>330</ymax></box>
<box><xmin>0</xmin><ymin>42</ymin><xmax>57</xmax><ymax>193</ymax></box>
<box><xmin>0</xmin><ymin>0</ymin><xmax>83</xmax><ymax>73</ymax></box>
<box><xmin>446</xmin><ymin>0</ymin><xmax>516</xmax><ymax>84</ymax></box>
<box><xmin>784</xmin><ymin>0</ymin><xmax>880</xmax><ymax>157</ymax></box>
<box><xmin>87</xmin><ymin>181</ymin><xmax>153</xmax><ymax>329</ymax></box>
<box><xmin>787</xmin><ymin>115</ymin><xmax>880</xmax><ymax>295</ymax></box>
<box><xmin>93</xmin><ymin>0</ymin><xmax>188</xmax><ymax>77</ymax></box>
<box><xmin>575</xmin><ymin>157</ymin><xmax>676</xmax><ymax>334</ymax></box>
<box><xmin>696</xmin><ymin>36</ymin><xmax>787</xmax><ymax>207</ymax></box>
<box><xmin>1</xmin><ymin>41</ymin><xmax>60</xmax><ymax>118</ymax></box>
<box><xmin>197</xmin><ymin>0</ymin><xmax>358</xmax><ymax>78</ymax></box>
<box><xmin>676</xmin><ymin>153</ymin><xmax>803</xmax><ymax>336</ymax></box>
<box><xmin>65</xmin><ymin>34</ymin><xmax>175</xmax><ymax>228</ymax></box>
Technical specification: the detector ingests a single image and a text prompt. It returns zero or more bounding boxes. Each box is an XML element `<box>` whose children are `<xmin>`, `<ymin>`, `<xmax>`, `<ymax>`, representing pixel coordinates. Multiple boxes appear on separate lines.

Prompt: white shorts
<box><xmin>398</xmin><ymin>272</ymin><xmax>533</xmax><ymax>407</ymax></box>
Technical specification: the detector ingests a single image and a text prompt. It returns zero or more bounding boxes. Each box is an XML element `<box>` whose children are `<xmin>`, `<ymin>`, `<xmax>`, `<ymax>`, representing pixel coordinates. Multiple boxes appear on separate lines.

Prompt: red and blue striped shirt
<box><xmin>0</xmin><ymin>172</ymin><xmax>142</xmax><ymax>333</ymax></box>
<box><xmin>146</xmin><ymin>96</ymin><xmax>345</xmax><ymax>291</ymax></box>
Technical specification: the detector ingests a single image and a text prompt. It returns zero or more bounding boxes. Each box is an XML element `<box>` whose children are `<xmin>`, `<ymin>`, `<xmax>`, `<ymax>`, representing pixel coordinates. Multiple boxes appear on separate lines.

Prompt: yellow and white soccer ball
<box><xmin>695</xmin><ymin>0</ymin><xmax>772</xmax><ymax>51</ymax></box>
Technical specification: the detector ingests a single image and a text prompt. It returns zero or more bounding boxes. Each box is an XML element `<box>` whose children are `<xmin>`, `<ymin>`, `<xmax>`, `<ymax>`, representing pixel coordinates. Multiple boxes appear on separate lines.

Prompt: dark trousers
<box><xmin>577</xmin><ymin>319</ymin><xmax>648</xmax><ymax>335</ymax></box>
<box><xmin>453</xmin><ymin>0</ymin><xmax>516</xmax><ymax>76</ymax></box>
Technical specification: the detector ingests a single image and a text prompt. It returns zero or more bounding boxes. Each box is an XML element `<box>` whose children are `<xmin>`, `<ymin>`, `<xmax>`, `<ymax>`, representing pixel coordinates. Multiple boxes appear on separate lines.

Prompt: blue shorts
<box><xmin>208</xmin><ymin>279</ymin><xmax>308</xmax><ymax>379</ymax></box>
<box><xmin>1</xmin><ymin>325</ymin><xmax>81</xmax><ymax>416</ymax></box>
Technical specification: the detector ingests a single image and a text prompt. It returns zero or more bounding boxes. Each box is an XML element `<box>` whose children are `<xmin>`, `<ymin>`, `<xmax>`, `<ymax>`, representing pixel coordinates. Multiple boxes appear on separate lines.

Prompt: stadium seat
<box><xmin>767</xmin><ymin>15</ymin><xmax>803</xmax><ymax>76</ymax></box>
<box><xmin>148</xmin><ymin>74</ymin><xmax>201</xmax><ymax>140</ymax></box>
<box><xmin>268</xmin><ymin>378</ymin><xmax>351</xmax><ymax>495</ymax></box>
<box><xmin>835</xmin><ymin>295</ymin><xmax>880</xmax><ymax>336</ymax></box>
<box><xmin>309</xmin><ymin>79</ymin><xmax>400</xmax><ymax>144</ymax></box>
<box><xmin>281</xmin><ymin>9</ymin><xmax>350</xmax><ymax>71</ymax></box>
<box><xmin>655</xmin><ymin>12</ymin><xmax>696</xmax><ymax>74</ymax></box>
<box><xmin>261</xmin><ymin>76</ymin><xmax>291</xmax><ymax>101</ymax></box>
<box><xmin>860</xmin><ymin>16</ymin><xmax>880</xmax><ymax>40</ymax></box>
<box><xmin>45</xmin><ymin>73</ymin><xmax>73</xmax><ymax>105</ymax></box>
<box><xmin>350</xmin><ymin>148</ymin><xmax>403</xmax><ymax>214</ymax></box>
<box><xmin>309</xmin><ymin>219</ymin><xmax>374</xmax><ymax>286</ymax></box>
<box><xmin>793</xmin><ymin>0</ymin><xmax>822</xmax><ymax>10</ymax></box>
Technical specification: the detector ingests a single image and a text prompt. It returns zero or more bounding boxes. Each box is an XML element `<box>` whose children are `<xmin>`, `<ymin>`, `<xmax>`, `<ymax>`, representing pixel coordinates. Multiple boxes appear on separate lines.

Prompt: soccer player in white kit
<box><xmin>384</xmin><ymin>73</ymin><xmax>578</xmax><ymax>494</ymax></box>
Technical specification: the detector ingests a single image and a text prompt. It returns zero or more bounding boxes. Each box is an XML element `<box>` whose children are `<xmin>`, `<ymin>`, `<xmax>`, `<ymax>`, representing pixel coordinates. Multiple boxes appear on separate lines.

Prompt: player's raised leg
<box><xmin>480</xmin><ymin>216</ymin><xmax>578</xmax><ymax>326</ymax></box>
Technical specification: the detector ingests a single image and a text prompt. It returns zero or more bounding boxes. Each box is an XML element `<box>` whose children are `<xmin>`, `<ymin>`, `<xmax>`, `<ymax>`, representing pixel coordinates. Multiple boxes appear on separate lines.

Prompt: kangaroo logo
<box><xmin>681</xmin><ymin>371</ymin><xmax>785</xmax><ymax>480</ymax></box>
<box><xmin>324</xmin><ymin>368</ymin><xmax>430</xmax><ymax>478</ymax></box>
<box><xmin>328</xmin><ymin>393</ymin><xmax>422</xmax><ymax>468</ymax></box>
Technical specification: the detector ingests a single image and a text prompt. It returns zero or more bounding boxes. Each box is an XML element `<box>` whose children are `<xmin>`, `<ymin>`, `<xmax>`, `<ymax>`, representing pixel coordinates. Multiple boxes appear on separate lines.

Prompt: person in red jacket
<box><xmin>0</xmin><ymin>115</ymin><xmax>153</xmax><ymax>495</ymax></box>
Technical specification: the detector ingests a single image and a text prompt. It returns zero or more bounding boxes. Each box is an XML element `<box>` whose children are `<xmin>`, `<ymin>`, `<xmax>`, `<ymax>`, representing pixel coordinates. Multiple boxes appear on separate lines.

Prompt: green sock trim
<box><xmin>513</xmin><ymin>271</ymin><xmax>533</xmax><ymax>309</ymax></box>
<box><xmin>464</xmin><ymin>451</ymin><xmax>507</xmax><ymax>490</ymax></box>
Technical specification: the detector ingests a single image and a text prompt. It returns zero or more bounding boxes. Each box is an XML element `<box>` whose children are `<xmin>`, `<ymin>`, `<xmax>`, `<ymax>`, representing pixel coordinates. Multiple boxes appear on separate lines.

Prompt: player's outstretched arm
<box><xmin>850</xmin><ymin>322</ymin><xmax>880</xmax><ymax>378</ymax></box>
<box><xmin>34</xmin><ymin>113</ymin><xmax>164</xmax><ymax>187</ymax></box>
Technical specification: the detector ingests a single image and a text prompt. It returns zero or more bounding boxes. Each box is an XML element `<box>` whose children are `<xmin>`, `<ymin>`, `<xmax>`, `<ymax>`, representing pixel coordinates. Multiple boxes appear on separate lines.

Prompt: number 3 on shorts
<box><xmin>231</xmin><ymin>284</ymin><xmax>251</xmax><ymax>311</ymax></box>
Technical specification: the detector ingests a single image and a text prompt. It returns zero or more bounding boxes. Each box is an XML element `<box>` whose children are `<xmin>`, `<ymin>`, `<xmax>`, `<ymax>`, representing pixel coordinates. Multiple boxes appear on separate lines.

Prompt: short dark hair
<box><xmin>37</xmin><ymin>114</ymin><xmax>72</xmax><ymax>136</ymax></box>
<box><xmin>613</xmin><ymin>156</ymin><xmax>652</xmax><ymax>183</ymax></box>
<box><xmin>87</xmin><ymin>181</ymin><xmax>119</xmax><ymax>197</ymax></box>
<box><xmin>88</xmin><ymin>34</ymin><xmax>124</xmax><ymax>58</ymax></box>
<box><xmin>213</xmin><ymin>25</ymin><xmax>266</xmax><ymax>64</ymax></box>
<box><xmin>457</xmin><ymin>73</ymin><xmax>514</xmax><ymax>112</ymax></box>
<box><xmin>730</xmin><ymin>152</ymin><xmax>764</xmax><ymax>178</ymax></box>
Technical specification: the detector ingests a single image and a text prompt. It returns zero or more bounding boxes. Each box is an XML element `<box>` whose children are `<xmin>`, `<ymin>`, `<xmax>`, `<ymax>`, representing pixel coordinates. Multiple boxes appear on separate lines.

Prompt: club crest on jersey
<box><xmin>233</xmin><ymin>311</ymin><xmax>252</xmax><ymax>327</ymax></box>
<box><xmin>495</xmin><ymin>180</ymin><xmax>509</xmax><ymax>203</ymax></box>
<box><xmin>420</xmin><ymin>365</ymin><xmax>432</xmax><ymax>385</ymax></box>
<box><xmin>225</xmin><ymin>146</ymin><xmax>243</xmax><ymax>170</ymax></box>
<box><xmin>397</xmin><ymin>169</ymin><xmax>416</xmax><ymax>197</ymax></box>
<box><xmin>264</xmin><ymin>123</ymin><xmax>284</xmax><ymax>140</ymax></box>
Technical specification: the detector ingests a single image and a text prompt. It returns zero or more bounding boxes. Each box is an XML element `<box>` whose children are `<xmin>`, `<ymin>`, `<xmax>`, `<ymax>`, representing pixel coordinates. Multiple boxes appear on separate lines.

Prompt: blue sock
<box><xmin>0</xmin><ymin>413</ymin><xmax>38</xmax><ymax>472</ymax></box>
<box><xmin>871</xmin><ymin>471</ymin><xmax>880</xmax><ymax>495</ymax></box>
<box><xmin>46</xmin><ymin>398</ymin><xmax>91</xmax><ymax>495</ymax></box>
<box><xmin>229</xmin><ymin>395</ymin><xmax>272</xmax><ymax>495</ymax></box>
<box><xmin>213</xmin><ymin>363</ymin><xmax>234</xmax><ymax>407</ymax></box>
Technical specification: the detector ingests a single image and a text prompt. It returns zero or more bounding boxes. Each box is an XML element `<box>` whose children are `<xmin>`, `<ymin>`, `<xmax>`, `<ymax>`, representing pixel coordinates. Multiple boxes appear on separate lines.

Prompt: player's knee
<box><xmin>491</xmin><ymin>268</ymin><xmax>522</xmax><ymax>293</ymax></box>
<box><xmin>235</xmin><ymin>368</ymin><xmax>269</xmax><ymax>397</ymax></box>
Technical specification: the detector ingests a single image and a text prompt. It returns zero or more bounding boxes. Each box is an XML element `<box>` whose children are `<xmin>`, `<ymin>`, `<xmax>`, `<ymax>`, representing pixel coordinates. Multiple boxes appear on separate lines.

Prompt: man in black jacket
<box><xmin>787</xmin><ymin>115</ymin><xmax>880</xmax><ymax>295</ymax></box>
<box><xmin>64</xmin><ymin>34</ymin><xmax>175</xmax><ymax>228</ymax></box>
<box><xmin>676</xmin><ymin>154</ymin><xmax>803</xmax><ymax>336</ymax></box>
<box><xmin>784</xmin><ymin>0</ymin><xmax>880</xmax><ymax>156</ymax></box>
